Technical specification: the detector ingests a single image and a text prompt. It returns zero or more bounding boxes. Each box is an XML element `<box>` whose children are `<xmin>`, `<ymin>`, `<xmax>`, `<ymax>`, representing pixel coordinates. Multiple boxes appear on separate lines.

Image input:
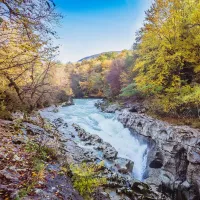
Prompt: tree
<box><xmin>0</xmin><ymin>0</ymin><xmax>62</xmax><ymax>112</ymax></box>
<box><xmin>106</xmin><ymin>59</ymin><xmax>125</xmax><ymax>97</ymax></box>
<box><xmin>131</xmin><ymin>0</ymin><xmax>200</xmax><ymax>116</ymax></box>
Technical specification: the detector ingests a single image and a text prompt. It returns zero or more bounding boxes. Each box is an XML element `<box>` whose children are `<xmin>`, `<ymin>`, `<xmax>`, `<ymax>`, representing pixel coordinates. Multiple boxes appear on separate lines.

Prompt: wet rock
<box><xmin>90</xmin><ymin>134</ymin><xmax>102</xmax><ymax>143</ymax></box>
<box><xmin>52</xmin><ymin>108</ymin><xmax>59</xmax><ymax>113</ymax></box>
<box><xmin>149</xmin><ymin>154</ymin><xmax>163</xmax><ymax>169</ymax></box>
<box><xmin>53</xmin><ymin>118</ymin><xmax>64</xmax><ymax>128</ymax></box>
<box><xmin>104</xmin><ymin>104</ymin><xmax>120</xmax><ymax>113</ymax></box>
<box><xmin>102</xmin><ymin>144</ymin><xmax>118</xmax><ymax>160</ymax></box>
<box><xmin>127</xmin><ymin>103</ymin><xmax>147</xmax><ymax>114</ymax></box>
<box><xmin>73</xmin><ymin>124</ymin><xmax>91</xmax><ymax>141</ymax></box>
<box><xmin>60</xmin><ymin>96</ymin><xmax>74</xmax><ymax>107</ymax></box>
<box><xmin>59</xmin><ymin>136</ymin><xmax>69</xmax><ymax>143</ymax></box>
<box><xmin>131</xmin><ymin>180</ymin><xmax>150</xmax><ymax>193</ymax></box>
<box><xmin>63</xmin><ymin>122</ymin><xmax>68</xmax><ymax>127</ymax></box>
<box><xmin>61</xmin><ymin>140</ymin><xmax>91</xmax><ymax>163</ymax></box>
<box><xmin>187</xmin><ymin>148</ymin><xmax>200</xmax><ymax>164</ymax></box>
<box><xmin>114</xmin><ymin>158</ymin><xmax>134</xmax><ymax>174</ymax></box>
<box><xmin>181</xmin><ymin>180</ymin><xmax>191</xmax><ymax>190</ymax></box>
<box><xmin>95</xmin><ymin>100</ymin><xmax>121</xmax><ymax>113</ymax></box>
<box><xmin>83</xmin><ymin>150</ymin><xmax>98</xmax><ymax>162</ymax></box>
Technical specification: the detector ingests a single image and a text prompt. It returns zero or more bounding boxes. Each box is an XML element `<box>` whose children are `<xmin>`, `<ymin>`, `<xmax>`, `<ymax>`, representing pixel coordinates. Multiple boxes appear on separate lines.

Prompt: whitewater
<box><xmin>41</xmin><ymin>99</ymin><xmax>148</xmax><ymax>180</ymax></box>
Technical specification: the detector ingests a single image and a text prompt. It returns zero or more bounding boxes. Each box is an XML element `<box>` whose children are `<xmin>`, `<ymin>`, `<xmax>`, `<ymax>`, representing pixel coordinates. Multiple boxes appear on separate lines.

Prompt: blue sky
<box><xmin>54</xmin><ymin>0</ymin><xmax>152</xmax><ymax>63</ymax></box>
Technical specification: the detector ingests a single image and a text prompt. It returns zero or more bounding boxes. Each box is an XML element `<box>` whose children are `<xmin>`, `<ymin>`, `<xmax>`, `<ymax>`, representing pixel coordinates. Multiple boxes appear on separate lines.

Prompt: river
<box><xmin>40</xmin><ymin>99</ymin><xmax>148</xmax><ymax>180</ymax></box>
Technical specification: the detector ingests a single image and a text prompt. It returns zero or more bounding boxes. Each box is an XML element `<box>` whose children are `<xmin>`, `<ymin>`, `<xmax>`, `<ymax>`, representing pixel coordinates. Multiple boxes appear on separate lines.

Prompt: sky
<box><xmin>53</xmin><ymin>0</ymin><xmax>152</xmax><ymax>63</ymax></box>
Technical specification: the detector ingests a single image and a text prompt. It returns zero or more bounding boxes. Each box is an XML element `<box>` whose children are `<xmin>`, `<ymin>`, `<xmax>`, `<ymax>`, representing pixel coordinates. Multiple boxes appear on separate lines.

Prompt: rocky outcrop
<box><xmin>118</xmin><ymin>109</ymin><xmax>200</xmax><ymax>200</ymax></box>
<box><xmin>95</xmin><ymin>100</ymin><xmax>121</xmax><ymax>113</ymax></box>
<box><xmin>73</xmin><ymin>124</ymin><xmax>118</xmax><ymax>161</ymax></box>
<box><xmin>61</xmin><ymin>96</ymin><xmax>74</xmax><ymax>107</ymax></box>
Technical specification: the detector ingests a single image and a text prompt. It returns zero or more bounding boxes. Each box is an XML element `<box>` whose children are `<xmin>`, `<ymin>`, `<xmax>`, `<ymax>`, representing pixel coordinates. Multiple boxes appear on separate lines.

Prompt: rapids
<box><xmin>40</xmin><ymin>99</ymin><xmax>148</xmax><ymax>180</ymax></box>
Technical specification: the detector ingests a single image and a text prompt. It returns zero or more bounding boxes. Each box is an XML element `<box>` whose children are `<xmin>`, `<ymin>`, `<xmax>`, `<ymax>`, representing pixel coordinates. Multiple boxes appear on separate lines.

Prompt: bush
<box><xmin>25</xmin><ymin>141</ymin><xmax>57</xmax><ymax>161</ymax></box>
<box><xmin>0</xmin><ymin>110</ymin><xmax>12</xmax><ymax>120</ymax></box>
<box><xmin>120</xmin><ymin>82</ymin><xmax>139</xmax><ymax>97</ymax></box>
<box><xmin>71</xmin><ymin>163</ymin><xmax>106</xmax><ymax>200</ymax></box>
<box><xmin>0</xmin><ymin>100</ymin><xmax>12</xmax><ymax>119</ymax></box>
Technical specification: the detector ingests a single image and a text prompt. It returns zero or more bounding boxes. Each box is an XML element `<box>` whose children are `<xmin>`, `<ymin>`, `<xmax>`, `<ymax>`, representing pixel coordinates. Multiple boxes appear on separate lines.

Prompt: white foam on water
<box><xmin>41</xmin><ymin>99</ymin><xmax>147</xmax><ymax>180</ymax></box>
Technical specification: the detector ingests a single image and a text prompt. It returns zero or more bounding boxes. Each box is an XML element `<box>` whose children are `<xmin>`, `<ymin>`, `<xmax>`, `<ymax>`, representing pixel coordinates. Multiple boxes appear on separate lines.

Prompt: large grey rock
<box><xmin>114</xmin><ymin>158</ymin><xmax>134</xmax><ymax>174</ymax></box>
<box><xmin>95</xmin><ymin>100</ymin><xmax>121</xmax><ymax>113</ymax></box>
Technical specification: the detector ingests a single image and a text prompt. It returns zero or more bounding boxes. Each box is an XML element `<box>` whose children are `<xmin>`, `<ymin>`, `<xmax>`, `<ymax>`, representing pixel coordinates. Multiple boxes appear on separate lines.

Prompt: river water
<box><xmin>41</xmin><ymin>99</ymin><xmax>147</xmax><ymax>180</ymax></box>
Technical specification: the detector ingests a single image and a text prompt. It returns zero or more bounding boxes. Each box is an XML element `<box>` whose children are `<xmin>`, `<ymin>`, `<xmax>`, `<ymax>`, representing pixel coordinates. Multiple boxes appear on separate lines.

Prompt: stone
<box><xmin>181</xmin><ymin>181</ymin><xmax>191</xmax><ymax>190</ymax></box>
<box><xmin>53</xmin><ymin>118</ymin><xmax>64</xmax><ymax>128</ymax></box>
<box><xmin>52</xmin><ymin>108</ymin><xmax>59</xmax><ymax>113</ymax></box>
<box><xmin>187</xmin><ymin>148</ymin><xmax>200</xmax><ymax>164</ymax></box>
<box><xmin>102</xmin><ymin>145</ymin><xmax>118</xmax><ymax>160</ymax></box>
<box><xmin>114</xmin><ymin>158</ymin><xmax>134</xmax><ymax>174</ymax></box>
<box><xmin>23</xmin><ymin>122</ymin><xmax>47</xmax><ymax>135</ymax></box>
<box><xmin>13</xmin><ymin>155</ymin><xmax>22</xmax><ymax>161</ymax></box>
<box><xmin>0</xmin><ymin>168</ymin><xmax>20</xmax><ymax>183</ymax></box>
<box><xmin>95</xmin><ymin>100</ymin><xmax>121</xmax><ymax>113</ymax></box>
<box><xmin>12</xmin><ymin>135</ymin><xmax>27</xmax><ymax>144</ymax></box>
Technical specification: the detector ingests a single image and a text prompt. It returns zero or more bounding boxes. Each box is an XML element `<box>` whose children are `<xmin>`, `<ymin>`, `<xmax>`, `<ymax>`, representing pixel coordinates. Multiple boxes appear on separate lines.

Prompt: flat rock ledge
<box><xmin>118</xmin><ymin>109</ymin><xmax>200</xmax><ymax>200</ymax></box>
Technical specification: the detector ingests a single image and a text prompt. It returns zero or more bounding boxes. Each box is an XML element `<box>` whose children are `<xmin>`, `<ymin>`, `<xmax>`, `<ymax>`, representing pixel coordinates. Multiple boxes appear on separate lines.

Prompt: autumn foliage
<box><xmin>70</xmin><ymin>0</ymin><xmax>200</xmax><ymax>119</ymax></box>
<box><xmin>0</xmin><ymin>0</ymin><xmax>200</xmax><ymax>120</ymax></box>
<box><xmin>0</xmin><ymin>0</ymin><xmax>71</xmax><ymax>114</ymax></box>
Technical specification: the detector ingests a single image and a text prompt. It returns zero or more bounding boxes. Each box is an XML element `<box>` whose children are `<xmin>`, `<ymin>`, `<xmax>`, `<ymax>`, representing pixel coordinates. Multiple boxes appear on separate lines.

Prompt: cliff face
<box><xmin>117</xmin><ymin>109</ymin><xmax>200</xmax><ymax>200</ymax></box>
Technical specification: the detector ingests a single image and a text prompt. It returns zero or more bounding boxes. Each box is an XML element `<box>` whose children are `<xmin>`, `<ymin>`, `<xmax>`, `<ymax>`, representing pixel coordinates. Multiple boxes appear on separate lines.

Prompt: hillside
<box><xmin>78</xmin><ymin>51</ymin><xmax>121</xmax><ymax>62</ymax></box>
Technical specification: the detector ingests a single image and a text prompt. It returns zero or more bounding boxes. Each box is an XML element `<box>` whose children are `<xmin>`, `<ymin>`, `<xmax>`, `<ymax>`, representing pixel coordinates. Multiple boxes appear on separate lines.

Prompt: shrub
<box><xmin>25</xmin><ymin>141</ymin><xmax>57</xmax><ymax>161</ymax></box>
<box><xmin>120</xmin><ymin>82</ymin><xmax>139</xmax><ymax>97</ymax></box>
<box><xmin>71</xmin><ymin>163</ymin><xmax>106</xmax><ymax>200</ymax></box>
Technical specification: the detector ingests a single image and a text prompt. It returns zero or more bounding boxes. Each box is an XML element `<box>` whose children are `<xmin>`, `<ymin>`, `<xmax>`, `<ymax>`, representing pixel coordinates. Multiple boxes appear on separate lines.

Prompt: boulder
<box><xmin>53</xmin><ymin>118</ymin><xmax>64</xmax><ymax>128</ymax></box>
<box><xmin>61</xmin><ymin>99</ymin><xmax>74</xmax><ymax>107</ymax></box>
<box><xmin>114</xmin><ymin>158</ymin><xmax>134</xmax><ymax>174</ymax></box>
<box><xmin>103</xmin><ymin>145</ymin><xmax>118</xmax><ymax>160</ymax></box>
<box><xmin>95</xmin><ymin>100</ymin><xmax>121</xmax><ymax>113</ymax></box>
<box><xmin>23</xmin><ymin>122</ymin><xmax>47</xmax><ymax>135</ymax></box>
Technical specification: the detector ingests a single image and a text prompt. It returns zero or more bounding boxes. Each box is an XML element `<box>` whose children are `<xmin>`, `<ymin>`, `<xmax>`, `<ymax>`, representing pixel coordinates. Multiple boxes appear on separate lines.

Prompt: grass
<box><xmin>25</xmin><ymin>141</ymin><xmax>57</xmax><ymax>161</ymax></box>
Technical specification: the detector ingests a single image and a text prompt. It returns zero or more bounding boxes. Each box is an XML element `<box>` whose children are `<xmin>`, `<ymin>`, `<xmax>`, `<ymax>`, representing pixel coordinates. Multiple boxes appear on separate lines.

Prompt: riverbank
<box><xmin>0</xmin><ymin>101</ymin><xmax>169</xmax><ymax>200</ymax></box>
<box><xmin>0</xmin><ymin>118</ymin><xmax>83</xmax><ymax>200</ymax></box>
<box><xmin>39</xmin><ymin>99</ymin><xmax>168</xmax><ymax>199</ymax></box>
<box><xmin>95</xmin><ymin>100</ymin><xmax>200</xmax><ymax>200</ymax></box>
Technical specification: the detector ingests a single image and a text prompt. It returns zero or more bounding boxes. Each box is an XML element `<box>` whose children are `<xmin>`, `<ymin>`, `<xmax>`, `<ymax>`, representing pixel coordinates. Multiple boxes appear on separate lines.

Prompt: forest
<box><xmin>0</xmin><ymin>0</ymin><xmax>200</xmax><ymax>125</ymax></box>
<box><xmin>69</xmin><ymin>0</ymin><xmax>200</xmax><ymax>122</ymax></box>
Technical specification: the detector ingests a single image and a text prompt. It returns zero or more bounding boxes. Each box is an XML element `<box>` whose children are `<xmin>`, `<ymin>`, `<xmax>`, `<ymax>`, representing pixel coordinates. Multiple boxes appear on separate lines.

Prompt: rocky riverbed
<box><xmin>3</xmin><ymin>97</ymin><xmax>198</xmax><ymax>200</ymax></box>
<box><xmin>44</xmin><ymin>114</ymin><xmax>167</xmax><ymax>200</ymax></box>
<box><xmin>0</xmin><ymin>106</ymin><xmax>168</xmax><ymax>200</ymax></box>
<box><xmin>96</xmin><ymin>100</ymin><xmax>200</xmax><ymax>200</ymax></box>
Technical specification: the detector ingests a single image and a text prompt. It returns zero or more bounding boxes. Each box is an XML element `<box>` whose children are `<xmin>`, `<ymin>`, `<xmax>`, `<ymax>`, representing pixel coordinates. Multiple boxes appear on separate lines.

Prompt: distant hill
<box><xmin>78</xmin><ymin>51</ymin><xmax>121</xmax><ymax>62</ymax></box>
